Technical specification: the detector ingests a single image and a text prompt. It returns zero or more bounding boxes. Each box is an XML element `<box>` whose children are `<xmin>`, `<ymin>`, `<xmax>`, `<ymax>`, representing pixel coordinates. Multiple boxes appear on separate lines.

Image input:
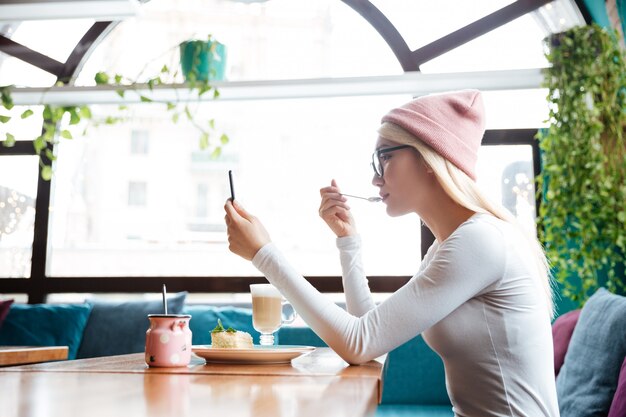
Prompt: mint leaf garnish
<box><xmin>211</xmin><ymin>318</ymin><xmax>237</xmax><ymax>333</ymax></box>
<box><xmin>211</xmin><ymin>318</ymin><xmax>225</xmax><ymax>333</ymax></box>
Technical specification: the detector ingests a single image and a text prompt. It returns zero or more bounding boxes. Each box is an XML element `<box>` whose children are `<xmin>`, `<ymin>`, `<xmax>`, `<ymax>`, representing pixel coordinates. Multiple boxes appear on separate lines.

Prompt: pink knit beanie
<box><xmin>381</xmin><ymin>89</ymin><xmax>485</xmax><ymax>180</ymax></box>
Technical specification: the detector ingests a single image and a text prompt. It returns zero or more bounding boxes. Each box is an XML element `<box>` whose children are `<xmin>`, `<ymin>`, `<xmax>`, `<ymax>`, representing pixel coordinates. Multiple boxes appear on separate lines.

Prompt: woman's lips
<box><xmin>380</xmin><ymin>193</ymin><xmax>389</xmax><ymax>202</ymax></box>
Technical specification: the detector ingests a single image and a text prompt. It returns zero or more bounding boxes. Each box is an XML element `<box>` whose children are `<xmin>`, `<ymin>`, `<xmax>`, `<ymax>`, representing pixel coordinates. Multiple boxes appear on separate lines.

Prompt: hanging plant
<box><xmin>537</xmin><ymin>24</ymin><xmax>626</xmax><ymax>305</ymax></box>
<box><xmin>0</xmin><ymin>35</ymin><xmax>229</xmax><ymax>180</ymax></box>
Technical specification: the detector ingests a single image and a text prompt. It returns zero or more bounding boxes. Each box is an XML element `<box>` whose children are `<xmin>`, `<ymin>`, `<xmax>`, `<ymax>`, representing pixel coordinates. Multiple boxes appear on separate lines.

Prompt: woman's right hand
<box><xmin>319</xmin><ymin>179</ymin><xmax>357</xmax><ymax>237</ymax></box>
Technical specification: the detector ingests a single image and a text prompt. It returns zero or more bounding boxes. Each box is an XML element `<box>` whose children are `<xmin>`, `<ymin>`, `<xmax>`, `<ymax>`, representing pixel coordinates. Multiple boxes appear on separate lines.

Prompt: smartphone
<box><xmin>228</xmin><ymin>170</ymin><xmax>235</xmax><ymax>201</ymax></box>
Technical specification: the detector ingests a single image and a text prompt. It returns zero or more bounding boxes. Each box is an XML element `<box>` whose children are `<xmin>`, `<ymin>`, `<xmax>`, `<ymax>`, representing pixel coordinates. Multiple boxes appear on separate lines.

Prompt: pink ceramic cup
<box><xmin>145</xmin><ymin>314</ymin><xmax>192</xmax><ymax>367</ymax></box>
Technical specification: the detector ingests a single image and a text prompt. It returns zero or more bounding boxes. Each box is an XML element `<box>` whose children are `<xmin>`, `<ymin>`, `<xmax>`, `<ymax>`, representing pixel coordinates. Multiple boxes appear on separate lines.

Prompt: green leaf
<box><xmin>211</xmin><ymin>319</ymin><xmax>225</xmax><ymax>333</ymax></box>
<box><xmin>43</xmin><ymin>106</ymin><xmax>52</xmax><ymax>120</ymax></box>
<box><xmin>140</xmin><ymin>95</ymin><xmax>153</xmax><ymax>103</ymax></box>
<box><xmin>79</xmin><ymin>106</ymin><xmax>92</xmax><ymax>119</ymax></box>
<box><xmin>114</xmin><ymin>74</ymin><xmax>123</xmax><ymax>84</ymax></box>
<box><xmin>166</xmin><ymin>102</ymin><xmax>176</xmax><ymax>111</ymax></box>
<box><xmin>52</xmin><ymin>107</ymin><xmax>64</xmax><ymax>122</ymax></box>
<box><xmin>43</xmin><ymin>124</ymin><xmax>55</xmax><ymax>141</ymax></box>
<box><xmin>69</xmin><ymin>109</ymin><xmax>80</xmax><ymax>125</ymax></box>
<box><xmin>208</xmin><ymin>119</ymin><xmax>215</xmax><ymax>129</ymax></box>
<box><xmin>220</xmin><ymin>133</ymin><xmax>229</xmax><ymax>145</ymax></box>
<box><xmin>198</xmin><ymin>84</ymin><xmax>211</xmax><ymax>96</ymax></box>
<box><xmin>211</xmin><ymin>318</ymin><xmax>237</xmax><ymax>333</ymax></box>
<box><xmin>41</xmin><ymin>165</ymin><xmax>53</xmax><ymax>181</ymax></box>
<box><xmin>94</xmin><ymin>72</ymin><xmax>109</xmax><ymax>85</ymax></box>
<box><xmin>184</xmin><ymin>106</ymin><xmax>192</xmax><ymax>120</ymax></box>
<box><xmin>211</xmin><ymin>147</ymin><xmax>222</xmax><ymax>159</ymax></box>
<box><xmin>20</xmin><ymin>109</ymin><xmax>34</xmax><ymax>119</ymax></box>
<box><xmin>3</xmin><ymin>133</ymin><xmax>15</xmax><ymax>147</ymax></box>
<box><xmin>161</xmin><ymin>65</ymin><xmax>169</xmax><ymax>74</ymax></box>
<box><xmin>33</xmin><ymin>136</ymin><xmax>46</xmax><ymax>153</ymax></box>
<box><xmin>0</xmin><ymin>115</ymin><xmax>10</xmax><ymax>123</ymax></box>
<box><xmin>60</xmin><ymin>130</ymin><xmax>73</xmax><ymax>139</ymax></box>
<box><xmin>172</xmin><ymin>113</ymin><xmax>179</xmax><ymax>123</ymax></box>
<box><xmin>213</xmin><ymin>89</ymin><xmax>220</xmax><ymax>99</ymax></box>
<box><xmin>199</xmin><ymin>132</ymin><xmax>209</xmax><ymax>149</ymax></box>
<box><xmin>1</xmin><ymin>85</ymin><xmax>15</xmax><ymax>109</ymax></box>
<box><xmin>45</xmin><ymin>149</ymin><xmax>56</xmax><ymax>161</ymax></box>
<box><xmin>116</xmin><ymin>89</ymin><xmax>125</xmax><ymax>98</ymax></box>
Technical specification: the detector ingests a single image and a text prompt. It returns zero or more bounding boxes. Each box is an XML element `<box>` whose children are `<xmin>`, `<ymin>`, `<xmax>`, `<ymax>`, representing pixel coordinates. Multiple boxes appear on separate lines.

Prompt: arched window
<box><xmin>0</xmin><ymin>0</ymin><xmax>585</xmax><ymax>301</ymax></box>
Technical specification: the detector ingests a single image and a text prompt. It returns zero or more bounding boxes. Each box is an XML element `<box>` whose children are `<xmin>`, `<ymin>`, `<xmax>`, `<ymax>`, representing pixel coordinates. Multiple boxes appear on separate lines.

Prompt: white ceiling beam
<box><xmin>0</xmin><ymin>0</ymin><xmax>140</xmax><ymax>22</ymax></box>
<box><xmin>9</xmin><ymin>69</ymin><xmax>545</xmax><ymax>106</ymax></box>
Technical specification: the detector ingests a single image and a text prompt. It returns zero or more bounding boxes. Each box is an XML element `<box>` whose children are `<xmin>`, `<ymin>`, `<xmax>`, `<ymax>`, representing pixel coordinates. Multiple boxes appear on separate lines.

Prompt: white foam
<box><xmin>250</xmin><ymin>284</ymin><xmax>281</xmax><ymax>298</ymax></box>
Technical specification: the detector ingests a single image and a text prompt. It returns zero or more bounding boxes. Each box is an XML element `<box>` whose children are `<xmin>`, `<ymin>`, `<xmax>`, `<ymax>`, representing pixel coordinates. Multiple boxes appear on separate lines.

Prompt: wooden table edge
<box><xmin>0</xmin><ymin>346</ymin><xmax>69</xmax><ymax>366</ymax></box>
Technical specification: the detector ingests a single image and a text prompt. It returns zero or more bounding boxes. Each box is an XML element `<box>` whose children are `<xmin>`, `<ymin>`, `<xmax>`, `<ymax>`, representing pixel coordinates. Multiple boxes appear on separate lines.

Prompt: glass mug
<box><xmin>250</xmin><ymin>284</ymin><xmax>296</xmax><ymax>346</ymax></box>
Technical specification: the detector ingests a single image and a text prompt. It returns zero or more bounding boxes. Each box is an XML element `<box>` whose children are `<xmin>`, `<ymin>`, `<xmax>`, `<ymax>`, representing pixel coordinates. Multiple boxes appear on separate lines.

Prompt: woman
<box><xmin>224</xmin><ymin>90</ymin><xmax>559</xmax><ymax>417</ymax></box>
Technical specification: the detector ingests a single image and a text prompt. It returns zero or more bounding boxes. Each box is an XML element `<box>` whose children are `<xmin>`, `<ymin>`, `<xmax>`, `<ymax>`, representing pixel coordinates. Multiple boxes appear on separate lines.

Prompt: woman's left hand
<box><xmin>224</xmin><ymin>199</ymin><xmax>271</xmax><ymax>261</ymax></box>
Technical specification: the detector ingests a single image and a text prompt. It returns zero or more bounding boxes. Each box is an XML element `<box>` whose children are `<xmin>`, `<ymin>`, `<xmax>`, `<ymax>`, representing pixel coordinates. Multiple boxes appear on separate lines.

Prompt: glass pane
<box><xmin>48</xmin><ymin>95</ymin><xmax>420</xmax><ymax>277</ymax></box>
<box><xmin>0</xmin><ymin>54</ymin><xmax>57</xmax><ymax>87</ymax></box>
<box><xmin>76</xmin><ymin>0</ymin><xmax>400</xmax><ymax>85</ymax></box>
<box><xmin>421</xmin><ymin>14</ymin><xmax>548</xmax><ymax>73</ymax></box>
<box><xmin>477</xmin><ymin>144</ymin><xmax>536</xmax><ymax>236</ymax></box>
<box><xmin>370</xmin><ymin>0</ymin><xmax>516</xmax><ymax>51</ymax></box>
<box><xmin>0</xmin><ymin>104</ymin><xmax>45</xmax><ymax>142</ymax></box>
<box><xmin>10</xmin><ymin>19</ymin><xmax>95</xmax><ymax>64</ymax></box>
<box><xmin>0</xmin><ymin>293</ymin><xmax>28</xmax><ymax>303</ymax></box>
<box><xmin>482</xmin><ymin>89</ymin><xmax>548</xmax><ymax>129</ymax></box>
<box><xmin>0</xmin><ymin>155</ymin><xmax>39</xmax><ymax>278</ymax></box>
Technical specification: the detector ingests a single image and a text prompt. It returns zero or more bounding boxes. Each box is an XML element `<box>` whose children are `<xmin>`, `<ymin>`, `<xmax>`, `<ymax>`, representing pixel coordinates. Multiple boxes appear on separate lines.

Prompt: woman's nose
<box><xmin>372</xmin><ymin>173</ymin><xmax>383</xmax><ymax>187</ymax></box>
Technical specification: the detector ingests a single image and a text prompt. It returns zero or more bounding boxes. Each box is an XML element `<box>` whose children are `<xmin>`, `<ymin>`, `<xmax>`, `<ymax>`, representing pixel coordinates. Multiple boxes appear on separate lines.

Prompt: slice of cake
<box><xmin>210</xmin><ymin>319</ymin><xmax>253</xmax><ymax>349</ymax></box>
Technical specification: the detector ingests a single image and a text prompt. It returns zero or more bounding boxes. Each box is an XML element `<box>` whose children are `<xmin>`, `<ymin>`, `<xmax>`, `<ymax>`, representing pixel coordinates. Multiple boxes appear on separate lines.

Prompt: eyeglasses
<box><xmin>371</xmin><ymin>145</ymin><xmax>412</xmax><ymax>178</ymax></box>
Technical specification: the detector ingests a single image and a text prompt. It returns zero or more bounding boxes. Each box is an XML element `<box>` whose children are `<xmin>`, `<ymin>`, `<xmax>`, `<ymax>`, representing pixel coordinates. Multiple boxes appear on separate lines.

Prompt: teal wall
<box><xmin>581</xmin><ymin>0</ymin><xmax>612</xmax><ymax>27</ymax></box>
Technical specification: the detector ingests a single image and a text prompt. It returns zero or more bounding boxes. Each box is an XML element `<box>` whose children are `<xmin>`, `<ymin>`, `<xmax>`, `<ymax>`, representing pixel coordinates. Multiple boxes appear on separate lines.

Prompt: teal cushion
<box><xmin>375</xmin><ymin>404</ymin><xmax>454</xmax><ymax>417</ymax></box>
<box><xmin>0</xmin><ymin>303</ymin><xmax>92</xmax><ymax>359</ymax></box>
<box><xmin>277</xmin><ymin>326</ymin><xmax>327</xmax><ymax>347</ymax></box>
<box><xmin>76</xmin><ymin>292</ymin><xmax>187</xmax><ymax>359</ymax></box>
<box><xmin>381</xmin><ymin>335</ymin><xmax>450</xmax><ymax>405</ymax></box>
<box><xmin>182</xmin><ymin>305</ymin><xmax>265</xmax><ymax>345</ymax></box>
<box><xmin>556</xmin><ymin>288</ymin><xmax>626</xmax><ymax>417</ymax></box>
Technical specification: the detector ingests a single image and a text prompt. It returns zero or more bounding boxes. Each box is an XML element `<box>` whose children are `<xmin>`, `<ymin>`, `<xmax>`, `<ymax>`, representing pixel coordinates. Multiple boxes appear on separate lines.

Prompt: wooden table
<box><xmin>0</xmin><ymin>348</ymin><xmax>384</xmax><ymax>417</ymax></box>
<box><xmin>0</xmin><ymin>346</ymin><xmax>68</xmax><ymax>366</ymax></box>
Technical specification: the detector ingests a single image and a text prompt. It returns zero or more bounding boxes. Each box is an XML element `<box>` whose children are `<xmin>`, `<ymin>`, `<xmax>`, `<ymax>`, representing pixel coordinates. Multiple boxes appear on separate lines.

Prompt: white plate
<box><xmin>192</xmin><ymin>345</ymin><xmax>316</xmax><ymax>364</ymax></box>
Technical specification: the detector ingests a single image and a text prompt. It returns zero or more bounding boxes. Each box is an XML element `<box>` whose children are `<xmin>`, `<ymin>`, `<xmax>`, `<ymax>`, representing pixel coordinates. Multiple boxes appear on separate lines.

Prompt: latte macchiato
<box><xmin>252</xmin><ymin>296</ymin><xmax>282</xmax><ymax>333</ymax></box>
<box><xmin>250</xmin><ymin>284</ymin><xmax>296</xmax><ymax>346</ymax></box>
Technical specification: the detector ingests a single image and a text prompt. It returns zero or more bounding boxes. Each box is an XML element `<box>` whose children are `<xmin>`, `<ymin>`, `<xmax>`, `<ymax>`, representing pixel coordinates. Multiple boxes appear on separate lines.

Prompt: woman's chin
<box><xmin>385</xmin><ymin>204</ymin><xmax>408</xmax><ymax>217</ymax></box>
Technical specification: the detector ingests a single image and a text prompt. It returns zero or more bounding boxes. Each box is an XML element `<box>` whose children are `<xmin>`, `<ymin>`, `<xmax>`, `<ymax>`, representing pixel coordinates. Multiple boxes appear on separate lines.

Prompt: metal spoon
<box><xmin>162</xmin><ymin>284</ymin><xmax>168</xmax><ymax>315</ymax></box>
<box><xmin>340</xmin><ymin>193</ymin><xmax>382</xmax><ymax>202</ymax></box>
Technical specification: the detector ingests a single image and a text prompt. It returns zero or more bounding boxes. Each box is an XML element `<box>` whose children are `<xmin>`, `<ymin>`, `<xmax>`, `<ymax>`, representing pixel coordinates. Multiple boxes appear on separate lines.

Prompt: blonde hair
<box><xmin>378</xmin><ymin>122</ymin><xmax>555</xmax><ymax>318</ymax></box>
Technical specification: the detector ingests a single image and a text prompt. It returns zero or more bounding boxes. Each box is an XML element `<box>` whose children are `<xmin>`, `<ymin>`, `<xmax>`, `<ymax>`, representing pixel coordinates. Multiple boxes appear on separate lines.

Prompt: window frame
<box><xmin>0</xmin><ymin>129</ymin><xmax>540</xmax><ymax>302</ymax></box>
<box><xmin>0</xmin><ymin>0</ymin><xmax>559</xmax><ymax>302</ymax></box>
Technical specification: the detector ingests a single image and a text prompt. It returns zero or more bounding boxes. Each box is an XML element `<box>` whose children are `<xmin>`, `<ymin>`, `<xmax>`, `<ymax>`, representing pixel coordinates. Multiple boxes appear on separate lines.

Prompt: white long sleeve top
<box><xmin>252</xmin><ymin>213</ymin><xmax>559</xmax><ymax>417</ymax></box>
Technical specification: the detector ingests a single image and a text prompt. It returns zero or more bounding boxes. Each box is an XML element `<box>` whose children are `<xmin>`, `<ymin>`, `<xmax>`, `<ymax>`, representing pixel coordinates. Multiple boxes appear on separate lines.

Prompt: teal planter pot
<box><xmin>180</xmin><ymin>39</ymin><xmax>227</xmax><ymax>82</ymax></box>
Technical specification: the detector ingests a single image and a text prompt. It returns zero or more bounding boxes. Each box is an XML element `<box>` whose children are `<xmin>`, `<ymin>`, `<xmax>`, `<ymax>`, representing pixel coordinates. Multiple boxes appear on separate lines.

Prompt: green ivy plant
<box><xmin>1</xmin><ymin>84</ymin><xmax>93</xmax><ymax>179</ymax></box>
<box><xmin>537</xmin><ymin>24</ymin><xmax>626</xmax><ymax>305</ymax></box>
<box><xmin>0</xmin><ymin>36</ymin><xmax>228</xmax><ymax>180</ymax></box>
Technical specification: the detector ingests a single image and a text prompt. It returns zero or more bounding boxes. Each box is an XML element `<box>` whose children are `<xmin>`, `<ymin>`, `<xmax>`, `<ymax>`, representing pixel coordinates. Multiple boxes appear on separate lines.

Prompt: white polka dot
<box><xmin>159</xmin><ymin>334</ymin><xmax>170</xmax><ymax>344</ymax></box>
<box><xmin>170</xmin><ymin>353</ymin><xmax>180</xmax><ymax>364</ymax></box>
